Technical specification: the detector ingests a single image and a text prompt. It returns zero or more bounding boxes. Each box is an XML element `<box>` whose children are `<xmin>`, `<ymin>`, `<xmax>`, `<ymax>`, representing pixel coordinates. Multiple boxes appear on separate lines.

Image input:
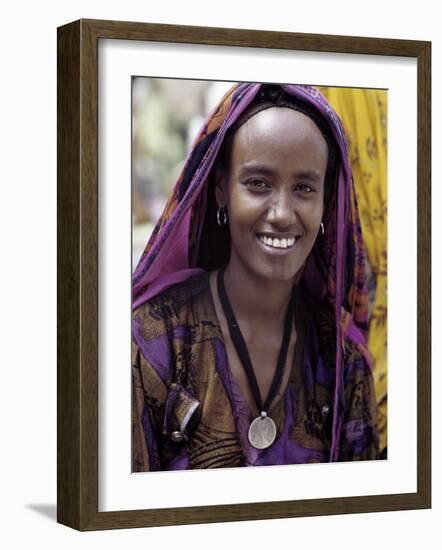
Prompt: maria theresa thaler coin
<box><xmin>248</xmin><ymin>414</ymin><xmax>277</xmax><ymax>450</ymax></box>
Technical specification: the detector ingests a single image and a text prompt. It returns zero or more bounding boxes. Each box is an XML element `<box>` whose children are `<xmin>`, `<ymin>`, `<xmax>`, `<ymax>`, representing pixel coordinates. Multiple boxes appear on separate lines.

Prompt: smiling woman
<box><xmin>132</xmin><ymin>82</ymin><xmax>379</xmax><ymax>470</ymax></box>
<box><xmin>215</xmin><ymin>107</ymin><xmax>327</xmax><ymax>284</ymax></box>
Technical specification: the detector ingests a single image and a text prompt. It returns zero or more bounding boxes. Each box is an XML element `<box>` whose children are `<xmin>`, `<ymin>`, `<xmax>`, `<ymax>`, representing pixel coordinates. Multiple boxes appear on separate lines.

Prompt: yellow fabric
<box><xmin>320</xmin><ymin>87</ymin><xmax>388</xmax><ymax>454</ymax></box>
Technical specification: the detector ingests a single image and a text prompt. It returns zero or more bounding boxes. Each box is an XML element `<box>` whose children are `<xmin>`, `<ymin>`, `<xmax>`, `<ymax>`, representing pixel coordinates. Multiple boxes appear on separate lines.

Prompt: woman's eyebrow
<box><xmin>238</xmin><ymin>163</ymin><xmax>323</xmax><ymax>181</ymax></box>
<box><xmin>237</xmin><ymin>163</ymin><xmax>275</xmax><ymax>177</ymax></box>
<box><xmin>294</xmin><ymin>170</ymin><xmax>323</xmax><ymax>182</ymax></box>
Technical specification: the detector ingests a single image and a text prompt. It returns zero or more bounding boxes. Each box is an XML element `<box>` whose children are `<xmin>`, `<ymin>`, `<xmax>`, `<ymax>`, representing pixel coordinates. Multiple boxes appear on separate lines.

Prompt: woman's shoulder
<box><xmin>298</xmin><ymin>287</ymin><xmax>369</xmax><ymax>369</ymax></box>
<box><xmin>132</xmin><ymin>271</ymin><xmax>212</xmax><ymax>337</ymax></box>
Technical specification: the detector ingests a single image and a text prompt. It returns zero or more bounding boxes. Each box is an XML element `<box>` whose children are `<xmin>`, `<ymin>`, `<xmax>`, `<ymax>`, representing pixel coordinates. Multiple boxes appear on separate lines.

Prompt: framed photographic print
<box><xmin>57</xmin><ymin>18</ymin><xmax>431</xmax><ymax>530</ymax></box>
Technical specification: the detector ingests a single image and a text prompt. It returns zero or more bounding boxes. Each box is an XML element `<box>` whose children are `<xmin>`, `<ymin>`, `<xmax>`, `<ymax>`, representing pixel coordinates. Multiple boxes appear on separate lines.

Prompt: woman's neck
<box><xmin>221</xmin><ymin>260</ymin><xmax>295</xmax><ymax>332</ymax></box>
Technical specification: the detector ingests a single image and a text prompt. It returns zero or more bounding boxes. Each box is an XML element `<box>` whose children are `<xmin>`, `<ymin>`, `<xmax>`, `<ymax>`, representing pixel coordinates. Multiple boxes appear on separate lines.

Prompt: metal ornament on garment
<box><xmin>216</xmin><ymin>267</ymin><xmax>296</xmax><ymax>450</ymax></box>
<box><xmin>248</xmin><ymin>412</ymin><xmax>278</xmax><ymax>450</ymax></box>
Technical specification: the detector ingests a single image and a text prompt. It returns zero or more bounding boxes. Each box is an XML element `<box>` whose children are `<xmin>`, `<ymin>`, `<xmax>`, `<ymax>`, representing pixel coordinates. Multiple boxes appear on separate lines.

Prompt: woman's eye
<box><xmin>295</xmin><ymin>183</ymin><xmax>315</xmax><ymax>193</ymax></box>
<box><xmin>246</xmin><ymin>179</ymin><xmax>269</xmax><ymax>190</ymax></box>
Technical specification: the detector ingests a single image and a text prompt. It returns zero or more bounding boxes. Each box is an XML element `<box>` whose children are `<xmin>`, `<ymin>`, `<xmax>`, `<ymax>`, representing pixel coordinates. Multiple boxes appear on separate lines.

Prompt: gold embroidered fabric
<box><xmin>320</xmin><ymin>87</ymin><xmax>388</xmax><ymax>453</ymax></box>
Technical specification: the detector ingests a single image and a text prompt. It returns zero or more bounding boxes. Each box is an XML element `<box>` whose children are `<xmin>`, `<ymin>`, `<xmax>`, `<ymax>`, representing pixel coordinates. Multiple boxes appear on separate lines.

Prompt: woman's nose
<box><xmin>267</xmin><ymin>193</ymin><xmax>296</xmax><ymax>226</ymax></box>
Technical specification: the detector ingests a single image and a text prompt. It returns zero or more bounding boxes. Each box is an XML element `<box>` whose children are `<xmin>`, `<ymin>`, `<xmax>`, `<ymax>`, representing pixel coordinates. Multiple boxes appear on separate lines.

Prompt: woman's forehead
<box><xmin>231</xmin><ymin>108</ymin><xmax>329</xmax><ymax>165</ymax></box>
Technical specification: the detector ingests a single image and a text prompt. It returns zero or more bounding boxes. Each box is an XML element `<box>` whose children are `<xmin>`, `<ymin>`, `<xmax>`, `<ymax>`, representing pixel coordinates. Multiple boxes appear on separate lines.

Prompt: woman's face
<box><xmin>216</xmin><ymin>107</ymin><xmax>328</xmax><ymax>283</ymax></box>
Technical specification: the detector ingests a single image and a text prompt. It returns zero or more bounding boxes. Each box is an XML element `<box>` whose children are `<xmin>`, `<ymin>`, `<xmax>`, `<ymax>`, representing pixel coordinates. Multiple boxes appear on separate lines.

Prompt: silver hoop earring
<box><xmin>320</xmin><ymin>222</ymin><xmax>325</xmax><ymax>235</ymax></box>
<box><xmin>217</xmin><ymin>206</ymin><xmax>227</xmax><ymax>227</ymax></box>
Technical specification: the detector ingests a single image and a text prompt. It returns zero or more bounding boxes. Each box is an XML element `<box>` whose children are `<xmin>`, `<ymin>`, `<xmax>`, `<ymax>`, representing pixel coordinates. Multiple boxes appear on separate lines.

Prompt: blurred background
<box><xmin>132</xmin><ymin>78</ymin><xmax>388</xmax><ymax>457</ymax></box>
<box><xmin>132</xmin><ymin>78</ymin><xmax>233</xmax><ymax>268</ymax></box>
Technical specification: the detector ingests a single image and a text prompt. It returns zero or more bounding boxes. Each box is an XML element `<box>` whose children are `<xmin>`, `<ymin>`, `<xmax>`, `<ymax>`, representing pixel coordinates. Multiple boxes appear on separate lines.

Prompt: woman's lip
<box><xmin>256</xmin><ymin>232</ymin><xmax>301</xmax><ymax>239</ymax></box>
<box><xmin>255</xmin><ymin>234</ymin><xmax>300</xmax><ymax>254</ymax></box>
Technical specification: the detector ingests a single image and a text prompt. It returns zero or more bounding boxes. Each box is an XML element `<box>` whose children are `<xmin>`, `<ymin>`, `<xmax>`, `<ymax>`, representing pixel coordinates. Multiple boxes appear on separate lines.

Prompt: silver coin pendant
<box><xmin>248</xmin><ymin>415</ymin><xmax>277</xmax><ymax>450</ymax></box>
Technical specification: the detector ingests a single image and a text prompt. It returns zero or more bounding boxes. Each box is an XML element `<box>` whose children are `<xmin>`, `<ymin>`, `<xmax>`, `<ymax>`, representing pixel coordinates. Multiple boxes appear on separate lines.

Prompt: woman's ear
<box><xmin>214</xmin><ymin>168</ymin><xmax>227</xmax><ymax>208</ymax></box>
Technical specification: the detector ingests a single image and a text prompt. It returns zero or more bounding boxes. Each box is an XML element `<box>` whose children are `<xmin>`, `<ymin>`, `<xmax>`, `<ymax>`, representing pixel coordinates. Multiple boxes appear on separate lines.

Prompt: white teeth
<box><xmin>258</xmin><ymin>235</ymin><xmax>298</xmax><ymax>249</ymax></box>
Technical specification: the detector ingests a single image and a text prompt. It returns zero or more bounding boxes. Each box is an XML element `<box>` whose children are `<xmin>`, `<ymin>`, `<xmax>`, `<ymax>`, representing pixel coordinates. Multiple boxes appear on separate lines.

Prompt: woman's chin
<box><xmin>229</xmin><ymin>244</ymin><xmax>304</xmax><ymax>284</ymax></box>
<box><xmin>247</xmin><ymin>262</ymin><xmax>302</xmax><ymax>285</ymax></box>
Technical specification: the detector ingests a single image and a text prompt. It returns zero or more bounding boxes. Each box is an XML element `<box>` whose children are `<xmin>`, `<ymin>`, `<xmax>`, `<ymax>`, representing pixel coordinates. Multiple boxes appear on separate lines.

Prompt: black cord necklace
<box><xmin>217</xmin><ymin>267</ymin><xmax>296</xmax><ymax>450</ymax></box>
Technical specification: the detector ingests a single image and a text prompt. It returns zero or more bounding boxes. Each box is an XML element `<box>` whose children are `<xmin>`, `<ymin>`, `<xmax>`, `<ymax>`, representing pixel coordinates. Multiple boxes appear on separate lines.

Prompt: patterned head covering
<box><xmin>132</xmin><ymin>82</ymin><xmax>370</xmax><ymax>461</ymax></box>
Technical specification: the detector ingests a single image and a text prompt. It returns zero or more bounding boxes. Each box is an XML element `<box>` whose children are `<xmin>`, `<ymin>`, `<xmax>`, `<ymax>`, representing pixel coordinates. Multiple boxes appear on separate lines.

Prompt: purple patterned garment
<box><xmin>132</xmin><ymin>273</ymin><xmax>378</xmax><ymax>470</ymax></box>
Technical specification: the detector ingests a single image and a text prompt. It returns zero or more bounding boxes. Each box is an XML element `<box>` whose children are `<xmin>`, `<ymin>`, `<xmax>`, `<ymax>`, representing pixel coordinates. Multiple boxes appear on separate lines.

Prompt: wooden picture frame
<box><xmin>57</xmin><ymin>18</ymin><xmax>431</xmax><ymax>531</ymax></box>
